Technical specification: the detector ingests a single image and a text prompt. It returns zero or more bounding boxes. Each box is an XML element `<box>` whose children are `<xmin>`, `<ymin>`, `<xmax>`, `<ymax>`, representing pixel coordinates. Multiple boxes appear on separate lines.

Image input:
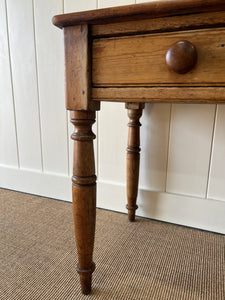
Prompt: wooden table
<box><xmin>53</xmin><ymin>0</ymin><xmax>225</xmax><ymax>294</ymax></box>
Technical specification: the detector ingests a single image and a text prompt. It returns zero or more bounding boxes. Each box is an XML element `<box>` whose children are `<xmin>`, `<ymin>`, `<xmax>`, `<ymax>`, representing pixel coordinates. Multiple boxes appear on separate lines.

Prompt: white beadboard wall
<box><xmin>0</xmin><ymin>0</ymin><xmax>225</xmax><ymax>234</ymax></box>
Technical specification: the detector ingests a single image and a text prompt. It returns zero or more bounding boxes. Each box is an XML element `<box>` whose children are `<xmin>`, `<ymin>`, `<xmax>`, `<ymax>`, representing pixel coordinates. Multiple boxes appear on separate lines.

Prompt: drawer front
<box><xmin>92</xmin><ymin>28</ymin><xmax>225</xmax><ymax>87</ymax></box>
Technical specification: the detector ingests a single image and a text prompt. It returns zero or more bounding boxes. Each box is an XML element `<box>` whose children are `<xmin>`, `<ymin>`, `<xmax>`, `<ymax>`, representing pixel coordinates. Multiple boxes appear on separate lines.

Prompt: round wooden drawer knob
<box><xmin>166</xmin><ymin>40</ymin><xmax>198</xmax><ymax>74</ymax></box>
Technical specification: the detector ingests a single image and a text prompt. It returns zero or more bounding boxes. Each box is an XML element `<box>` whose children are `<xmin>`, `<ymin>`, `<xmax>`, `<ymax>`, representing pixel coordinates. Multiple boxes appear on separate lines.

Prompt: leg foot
<box><xmin>77</xmin><ymin>263</ymin><xmax>95</xmax><ymax>295</ymax></box>
<box><xmin>126</xmin><ymin>204</ymin><xmax>138</xmax><ymax>222</ymax></box>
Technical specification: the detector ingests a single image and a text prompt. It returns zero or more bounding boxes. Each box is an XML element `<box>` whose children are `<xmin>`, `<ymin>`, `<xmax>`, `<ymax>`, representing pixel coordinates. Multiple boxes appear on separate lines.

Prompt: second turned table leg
<box><xmin>126</xmin><ymin>103</ymin><xmax>144</xmax><ymax>222</ymax></box>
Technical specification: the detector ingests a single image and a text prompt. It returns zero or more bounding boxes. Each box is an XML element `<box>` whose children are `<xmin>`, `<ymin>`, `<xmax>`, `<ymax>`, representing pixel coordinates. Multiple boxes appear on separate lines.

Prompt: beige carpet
<box><xmin>0</xmin><ymin>189</ymin><xmax>224</xmax><ymax>300</ymax></box>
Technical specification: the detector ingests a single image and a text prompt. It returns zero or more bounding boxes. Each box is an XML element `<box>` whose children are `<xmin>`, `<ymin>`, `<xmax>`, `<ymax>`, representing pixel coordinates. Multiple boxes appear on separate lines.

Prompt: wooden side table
<box><xmin>53</xmin><ymin>0</ymin><xmax>225</xmax><ymax>294</ymax></box>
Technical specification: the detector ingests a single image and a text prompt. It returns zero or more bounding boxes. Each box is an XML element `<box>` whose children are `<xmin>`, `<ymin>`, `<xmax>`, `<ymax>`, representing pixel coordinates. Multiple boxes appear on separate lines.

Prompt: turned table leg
<box><xmin>126</xmin><ymin>103</ymin><xmax>144</xmax><ymax>222</ymax></box>
<box><xmin>70</xmin><ymin>110</ymin><xmax>96</xmax><ymax>295</ymax></box>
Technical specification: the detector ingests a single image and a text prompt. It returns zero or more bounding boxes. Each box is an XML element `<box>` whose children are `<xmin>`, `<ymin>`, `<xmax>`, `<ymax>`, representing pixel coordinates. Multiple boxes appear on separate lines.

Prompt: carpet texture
<box><xmin>0</xmin><ymin>189</ymin><xmax>224</xmax><ymax>300</ymax></box>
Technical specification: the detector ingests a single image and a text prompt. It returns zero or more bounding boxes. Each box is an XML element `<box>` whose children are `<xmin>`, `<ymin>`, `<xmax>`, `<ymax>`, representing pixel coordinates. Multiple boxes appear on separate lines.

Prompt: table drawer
<box><xmin>92</xmin><ymin>28</ymin><xmax>225</xmax><ymax>87</ymax></box>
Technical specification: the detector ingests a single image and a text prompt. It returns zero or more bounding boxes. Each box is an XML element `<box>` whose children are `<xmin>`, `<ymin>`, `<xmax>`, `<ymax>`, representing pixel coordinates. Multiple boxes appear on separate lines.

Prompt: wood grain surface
<box><xmin>91</xmin><ymin>11</ymin><xmax>225</xmax><ymax>37</ymax></box>
<box><xmin>70</xmin><ymin>111</ymin><xmax>97</xmax><ymax>295</ymax></box>
<box><xmin>92</xmin><ymin>87</ymin><xmax>225</xmax><ymax>103</ymax></box>
<box><xmin>92</xmin><ymin>28</ymin><xmax>225</xmax><ymax>87</ymax></box>
<box><xmin>64</xmin><ymin>25</ymin><xmax>99</xmax><ymax>111</ymax></box>
<box><xmin>53</xmin><ymin>0</ymin><xmax>225</xmax><ymax>28</ymax></box>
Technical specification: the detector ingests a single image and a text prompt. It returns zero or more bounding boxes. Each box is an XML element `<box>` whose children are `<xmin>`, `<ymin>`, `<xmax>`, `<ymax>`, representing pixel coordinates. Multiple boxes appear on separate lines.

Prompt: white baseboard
<box><xmin>98</xmin><ymin>181</ymin><xmax>225</xmax><ymax>234</ymax></box>
<box><xmin>1</xmin><ymin>166</ymin><xmax>224</xmax><ymax>234</ymax></box>
<box><xmin>0</xmin><ymin>165</ymin><xmax>72</xmax><ymax>201</ymax></box>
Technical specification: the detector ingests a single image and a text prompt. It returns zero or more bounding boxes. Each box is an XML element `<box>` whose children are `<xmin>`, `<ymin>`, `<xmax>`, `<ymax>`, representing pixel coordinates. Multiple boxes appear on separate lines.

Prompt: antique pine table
<box><xmin>53</xmin><ymin>0</ymin><xmax>225</xmax><ymax>295</ymax></box>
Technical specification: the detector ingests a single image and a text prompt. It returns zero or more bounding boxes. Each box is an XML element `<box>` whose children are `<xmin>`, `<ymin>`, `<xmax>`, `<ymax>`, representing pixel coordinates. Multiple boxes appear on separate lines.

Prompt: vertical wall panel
<box><xmin>98</xmin><ymin>102</ymin><xmax>127</xmax><ymax>183</ymax></box>
<box><xmin>97</xmin><ymin>0</ymin><xmax>135</xmax><ymax>184</ymax></box>
<box><xmin>136</xmin><ymin>0</ymin><xmax>152</xmax><ymax>2</ymax></box>
<box><xmin>139</xmin><ymin>104</ymin><xmax>171</xmax><ymax>191</ymax></box>
<box><xmin>64</xmin><ymin>0</ymin><xmax>96</xmax><ymax>12</ymax></box>
<box><xmin>33</xmin><ymin>0</ymin><xmax>68</xmax><ymax>174</ymax></box>
<box><xmin>0</xmin><ymin>0</ymin><xmax>18</xmax><ymax>167</ymax></box>
<box><xmin>98</xmin><ymin>0</ymin><xmax>134</xmax><ymax>8</ymax></box>
<box><xmin>208</xmin><ymin>105</ymin><xmax>225</xmax><ymax>201</ymax></box>
<box><xmin>6</xmin><ymin>0</ymin><xmax>42</xmax><ymax>170</ymax></box>
<box><xmin>166</xmin><ymin>104</ymin><xmax>216</xmax><ymax>197</ymax></box>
